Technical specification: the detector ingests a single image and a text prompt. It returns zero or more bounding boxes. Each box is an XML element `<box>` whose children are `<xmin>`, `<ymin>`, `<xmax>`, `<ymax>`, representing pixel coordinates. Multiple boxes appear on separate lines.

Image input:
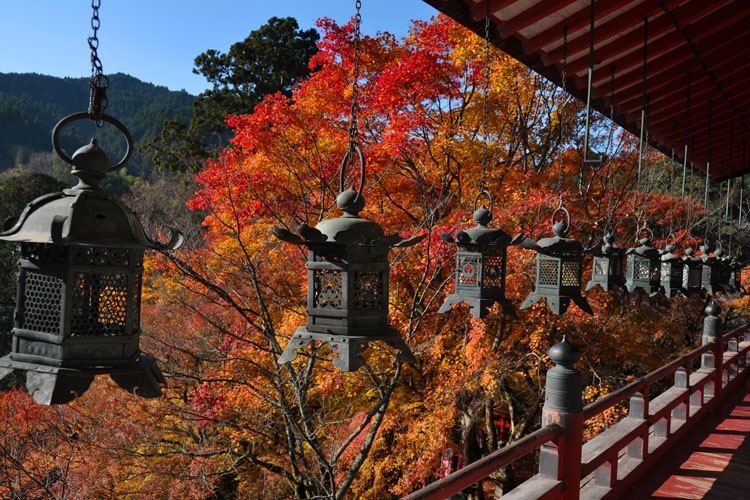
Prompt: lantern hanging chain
<box><xmin>347</xmin><ymin>0</ymin><xmax>362</xmax><ymax>154</ymax></box>
<box><xmin>605</xmin><ymin>65</ymin><xmax>616</xmax><ymax>230</ymax></box>
<box><xmin>669</xmin><ymin>119</ymin><xmax>676</xmax><ymax>234</ymax></box>
<box><xmin>87</xmin><ymin>0</ymin><xmax>109</xmax><ymax>126</ymax></box>
<box><xmin>556</xmin><ymin>26</ymin><xmax>568</xmax><ymax>194</ymax></box>
<box><xmin>479</xmin><ymin>0</ymin><xmax>491</xmax><ymax>194</ymax></box>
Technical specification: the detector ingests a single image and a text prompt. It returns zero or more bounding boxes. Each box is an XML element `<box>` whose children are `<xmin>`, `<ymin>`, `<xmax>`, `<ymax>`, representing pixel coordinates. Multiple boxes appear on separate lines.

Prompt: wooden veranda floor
<box><xmin>625</xmin><ymin>383</ymin><xmax>750</xmax><ymax>499</ymax></box>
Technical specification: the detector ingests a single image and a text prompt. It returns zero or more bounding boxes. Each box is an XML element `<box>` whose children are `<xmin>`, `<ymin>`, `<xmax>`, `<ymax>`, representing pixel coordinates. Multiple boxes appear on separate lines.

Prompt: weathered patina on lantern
<box><xmin>272</xmin><ymin>146</ymin><xmax>422</xmax><ymax>372</ymax></box>
<box><xmin>439</xmin><ymin>192</ymin><xmax>514</xmax><ymax>318</ymax></box>
<box><xmin>659</xmin><ymin>235</ymin><xmax>685</xmax><ymax>298</ymax></box>
<box><xmin>699</xmin><ymin>239</ymin><xmax>726</xmax><ymax>296</ymax></box>
<box><xmin>625</xmin><ymin>228</ymin><xmax>661</xmax><ymax>296</ymax></box>
<box><xmin>682</xmin><ymin>237</ymin><xmax>703</xmax><ymax>296</ymax></box>
<box><xmin>516</xmin><ymin>203</ymin><xmax>592</xmax><ymax>315</ymax></box>
<box><xmin>585</xmin><ymin>231</ymin><xmax>624</xmax><ymax>292</ymax></box>
<box><xmin>0</xmin><ymin>113</ymin><xmax>182</xmax><ymax>405</ymax></box>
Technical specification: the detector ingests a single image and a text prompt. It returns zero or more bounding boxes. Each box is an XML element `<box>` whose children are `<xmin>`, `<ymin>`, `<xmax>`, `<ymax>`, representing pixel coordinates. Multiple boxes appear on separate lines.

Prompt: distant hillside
<box><xmin>0</xmin><ymin>72</ymin><xmax>194</xmax><ymax>174</ymax></box>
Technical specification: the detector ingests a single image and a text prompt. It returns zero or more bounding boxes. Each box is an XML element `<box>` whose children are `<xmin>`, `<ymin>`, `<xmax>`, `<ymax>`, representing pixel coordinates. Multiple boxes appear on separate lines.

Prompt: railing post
<box><xmin>539</xmin><ymin>336</ymin><xmax>583</xmax><ymax>500</ymax></box>
<box><xmin>701</xmin><ymin>302</ymin><xmax>723</xmax><ymax>402</ymax></box>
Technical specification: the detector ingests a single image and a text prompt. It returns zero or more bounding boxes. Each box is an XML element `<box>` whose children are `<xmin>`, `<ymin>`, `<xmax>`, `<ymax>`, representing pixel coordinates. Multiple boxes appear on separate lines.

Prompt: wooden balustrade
<box><xmin>404</xmin><ymin>305</ymin><xmax>750</xmax><ymax>500</ymax></box>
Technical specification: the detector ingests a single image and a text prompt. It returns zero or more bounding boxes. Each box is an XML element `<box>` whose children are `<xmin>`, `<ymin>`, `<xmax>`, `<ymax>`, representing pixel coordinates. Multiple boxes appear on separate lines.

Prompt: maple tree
<box><xmin>0</xmin><ymin>13</ymin><xmax>743</xmax><ymax>500</ymax></box>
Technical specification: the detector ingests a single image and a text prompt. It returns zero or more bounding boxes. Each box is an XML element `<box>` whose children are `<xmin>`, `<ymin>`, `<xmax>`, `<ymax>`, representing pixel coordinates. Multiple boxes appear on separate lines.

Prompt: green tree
<box><xmin>0</xmin><ymin>172</ymin><xmax>66</xmax><ymax>356</ymax></box>
<box><xmin>143</xmin><ymin>16</ymin><xmax>319</xmax><ymax>174</ymax></box>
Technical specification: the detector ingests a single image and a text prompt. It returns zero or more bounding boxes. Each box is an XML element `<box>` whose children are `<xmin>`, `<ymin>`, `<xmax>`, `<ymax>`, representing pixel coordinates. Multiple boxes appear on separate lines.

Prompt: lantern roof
<box><xmin>273</xmin><ymin>188</ymin><xmax>425</xmax><ymax>248</ymax></box>
<box><xmin>626</xmin><ymin>235</ymin><xmax>659</xmax><ymax>258</ymax></box>
<box><xmin>0</xmin><ymin>139</ymin><xmax>182</xmax><ymax>250</ymax></box>
<box><xmin>660</xmin><ymin>243</ymin><xmax>682</xmax><ymax>262</ymax></box>
<box><xmin>585</xmin><ymin>231</ymin><xmax>623</xmax><ymax>256</ymax></box>
<box><xmin>683</xmin><ymin>247</ymin><xmax>702</xmax><ymax>263</ymax></box>
<box><xmin>441</xmin><ymin>205</ymin><xmax>511</xmax><ymax>247</ymax></box>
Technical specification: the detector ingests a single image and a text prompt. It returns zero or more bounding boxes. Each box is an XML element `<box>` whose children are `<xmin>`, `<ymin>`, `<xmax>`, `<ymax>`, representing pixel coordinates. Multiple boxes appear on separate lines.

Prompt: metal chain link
<box><xmin>561</xmin><ymin>26</ymin><xmax>567</xmax><ymax>93</ymax></box>
<box><xmin>480</xmin><ymin>0</ymin><xmax>491</xmax><ymax>193</ymax></box>
<box><xmin>88</xmin><ymin>0</ymin><xmax>109</xmax><ymax>126</ymax></box>
<box><xmin>557</xmin><ymin>26</ymin><xmax>568</xmax><ymax>192</ymax></box>
<box><xmin>347</xmin><ymin>0</ymin><xmax>362</xmax><ymax>153</ymax></box>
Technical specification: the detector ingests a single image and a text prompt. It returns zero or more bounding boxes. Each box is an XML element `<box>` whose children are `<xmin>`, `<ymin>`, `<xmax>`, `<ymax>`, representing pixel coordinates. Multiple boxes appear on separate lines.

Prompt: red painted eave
<box><xmin>422</xmin><ymin>0</ymin><xmax>750</xmax><ymax>181</ymax></box>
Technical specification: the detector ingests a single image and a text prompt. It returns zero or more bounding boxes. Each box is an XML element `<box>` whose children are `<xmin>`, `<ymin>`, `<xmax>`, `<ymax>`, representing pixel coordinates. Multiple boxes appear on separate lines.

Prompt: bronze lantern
<box><xmin>272</xmin><ymin>146</ymin><xmax>422</xmax><ymax>372</ymax></box>
<box><xmin>585</xmin><ymin>230</ymin><xmax>625</xmax><ymax>292</ymax></box>
<box><xmin>659</xmin><ymin>235</ymin><xmax>686</xmax><ymax>298</ymax></box>
<box><xmin>516</xmin><ymin>202</ymin><xmax>592</xmax><ymax>315</ymax></box>
<box><xmin>699</xmin><ymin>239</ymin><xmax>725</xmax><ymax>296</ymax></box>
<box><xmin>439</xmin><ymin>192</ymin><xmax>514</xmax><ymax>318</ymax></box>
<box><xmin>0</xmin><ymin>113</ymin><xmax>182</xmax><ymax>405</ymax></box>
<box><xmin>682</xmin><ymin>237</ymin><xmax>703</xmax><ymax>296</ymax></box>
<box><xmin>625</xmin><ymin>228</ymin><xmax>661</xmax><ymax>296</ymax></box>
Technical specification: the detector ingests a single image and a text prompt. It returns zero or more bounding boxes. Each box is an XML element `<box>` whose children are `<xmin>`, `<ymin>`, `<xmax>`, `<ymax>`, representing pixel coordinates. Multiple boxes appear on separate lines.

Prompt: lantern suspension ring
<box><xmin>53</xmin><ymin>112</ymin><xmax>134</xmax><ymax>170</ymax></box>
<box><xmin>339</xmin><ymin>143</ymin><xmax>366</xmax><ymax>203</ymax></box>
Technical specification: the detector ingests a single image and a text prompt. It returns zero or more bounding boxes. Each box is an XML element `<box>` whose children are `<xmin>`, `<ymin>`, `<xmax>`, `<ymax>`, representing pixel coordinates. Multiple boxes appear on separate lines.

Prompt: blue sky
<box><xmin>0</xmin><ymin>0</ymin><xmax>440</xmax><ymax>96</ymax></box>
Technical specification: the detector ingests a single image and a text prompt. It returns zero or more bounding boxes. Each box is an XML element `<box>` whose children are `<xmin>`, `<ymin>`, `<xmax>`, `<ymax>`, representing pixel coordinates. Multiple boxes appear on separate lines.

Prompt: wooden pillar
<box><xmin>539</xmin><ymin>336</ymin><xmax>583</xmax><ymax>500</ymax></box>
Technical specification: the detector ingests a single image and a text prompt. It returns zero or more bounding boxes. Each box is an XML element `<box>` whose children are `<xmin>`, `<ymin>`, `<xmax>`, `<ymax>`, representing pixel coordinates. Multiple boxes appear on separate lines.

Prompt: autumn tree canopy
<box><xmin>0</xmin><ymin>14</ymin><xmax>742</xmax><ymax>500</ymax></box>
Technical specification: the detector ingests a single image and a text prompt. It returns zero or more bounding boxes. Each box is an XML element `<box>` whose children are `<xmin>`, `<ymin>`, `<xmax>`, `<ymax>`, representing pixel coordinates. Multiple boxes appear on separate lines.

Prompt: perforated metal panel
<box><xmin>22</xmin><ymin>271</ymin><xmax>63</xmax><ymax>335</ymax></box>
<box><xmin>660</xmin><ymin>265</ymin><xmax>670</xmax><ymax>282</ymax></box>
<box><xmin>313</xmin><ymin>269</ymin><xmax>343</xmax><ymax>309</ymax></box>
<box><xmin>21</xmin><ymin>243</ymin><xmax>66</xmax><ymax>263</ymax></box>
<box><xmin>685</xmin><ymin>266</ymin><xmax>702</xmax><ymax>288</ymax></box>
<box><xmin>633</xmin><ymin>260</ymin><xmax>650</xmax><ymax>280</ymax></box>
<box><xmin>593</xmin><ymin>256</ymin><xmax>609</xmax><ymax>277</ymax></box>
<box><xmin>482</xmin><ymin>249</ymin><xmax>505</xmax><ymax>288</ymax></box>
<box><xmin>458</xmin><ymin>254</ymin><xmax>481</xmax><ymax>286</ymax></box>
<box><xmin>70</xmin><ymin>272</ymin><xmax>129</xmax><ymax>336</ymax></box>
<box><xmin>561</xmin><ymin>259</ymin><xmax>580</xmax><ymax>287</ymax></box>
<box><xmin>353</xmin><ymin>271</ymin><xmax>384</xmax><ymax>309</ymax></box>
<box><xmin>538</xmin><ymin>257</ymin><xmax>559</xmax><ymax>286</ymax></box>
<box><xmin>650</xmin><ymin>263</ymin><xmax>660</xmax><ymax>281</ymax></box>
<box><xmin>73</xmin><ymin>247</ymin><xmax>129</xmax><ymax>266</ymax></box>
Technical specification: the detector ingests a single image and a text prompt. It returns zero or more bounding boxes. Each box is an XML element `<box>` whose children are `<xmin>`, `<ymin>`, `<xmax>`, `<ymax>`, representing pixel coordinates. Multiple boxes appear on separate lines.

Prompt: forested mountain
<box><xmin>0</xmin><ymin>72</ymin><xmax>194</xmax><ymax>174</ymax></box>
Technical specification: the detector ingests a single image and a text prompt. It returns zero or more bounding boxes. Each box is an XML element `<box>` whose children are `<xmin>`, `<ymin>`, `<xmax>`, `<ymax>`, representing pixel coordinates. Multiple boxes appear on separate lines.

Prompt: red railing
<box><xmin>404</xmin><ymin>320</ymin><xmax>750</xmax><ymax>500</ymax></box>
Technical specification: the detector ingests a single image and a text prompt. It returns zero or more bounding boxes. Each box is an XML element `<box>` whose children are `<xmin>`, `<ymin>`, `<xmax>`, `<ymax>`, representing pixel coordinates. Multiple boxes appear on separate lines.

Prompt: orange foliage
<box><xmin>0</xmin><ymin>14</ymin><xmax>742</xmax><ymax>500</ymax></box>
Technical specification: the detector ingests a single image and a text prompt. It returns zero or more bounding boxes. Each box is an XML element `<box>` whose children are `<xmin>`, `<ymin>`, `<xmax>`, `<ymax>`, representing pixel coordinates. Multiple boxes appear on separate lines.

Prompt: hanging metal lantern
<box><xmin>585</xmin><ymin>230</ymin><xmax>625</xmax><ymax>292</ymax></box>
<box><xmin>625</xmin><ymin>227</ymin><xmax>661</xmax><ymax>296</ymax></box>
<box><xmin>0</xmin><ymin>113</ymin><xmax>183</xmax><ymax>405</ymax></box>
<box><xmin>272</xmin><ymin>147</ymin><xmax>422</xmax><ymax>372</ymax></box>
<box><xmin>516</xmin><ymin>202</ymin><xmax>592</xmax><ymax>315</ymax></box>
<box><xmin>438</xmin><ymin>191</ymin><xmax>514</xmax><ymax>318</ymax></box>
<box><xmin>682</xmin><ymin>237</ymin><xmax>703</xmax><ymax>296</ymax></box>
<box><xmin>699</xmin><ymin>239</ymin><xmax>725</xmax><ymax>296</ymax></box>
<box><xmin>659</xmin><ymin>234</ymin><xmax>686</xmax><ymax>298</ymax></box>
